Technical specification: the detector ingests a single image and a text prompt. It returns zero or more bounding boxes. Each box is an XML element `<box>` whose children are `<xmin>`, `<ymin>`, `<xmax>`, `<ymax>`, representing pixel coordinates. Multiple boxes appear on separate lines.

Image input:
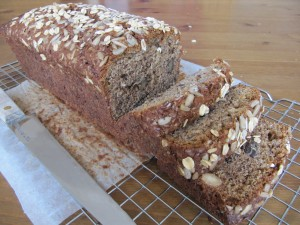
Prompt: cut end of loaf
<box><xmin>107</xmin><ymin>35</ymin><xmax>181</xmax><ymax>119</ymax></box>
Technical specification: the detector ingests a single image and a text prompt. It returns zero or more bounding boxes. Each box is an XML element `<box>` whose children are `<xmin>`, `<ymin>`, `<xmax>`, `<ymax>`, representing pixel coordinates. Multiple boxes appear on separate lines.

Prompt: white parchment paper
<box><xmin>0</xmin><ymin>123</ymin><xmax>80</xmax><ymax>225</ymax></box>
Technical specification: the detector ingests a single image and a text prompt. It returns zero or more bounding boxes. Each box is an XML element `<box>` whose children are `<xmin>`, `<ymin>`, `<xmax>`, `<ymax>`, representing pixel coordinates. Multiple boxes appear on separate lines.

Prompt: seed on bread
<box><xmin>226</xmin><ymin>205</ymin><xmax>233</xmax><ymax>211</ymax></box>
<box><xmin>202</xmin><ymin>153</ymin><xmax>209</xmax><ymax>161</ymax></box>
<box><xmin>241</xmin><ymin>130</ymin><xmax>248</xmax><ymax>140</ymax></box>
<box><xmin>253</xmin><ymin>104</ymin><xmax>261</xmax><ymax>117</ymax></box>
<box><xmin>183</xmin><ymin>168</ymin><xmax>192</xmax><ymax>179</ymax></box>
<box><xmin>230</xmin><ymin>141</ymin><xmax>238</xmax><ymax>152</ymax></box>
<box><xmin>209</xmin><ymin>159</ymin><xmax>218</xmax><ymax>171</ymax></box>
<box><xmin>259</xmin><ymin>191</ymin><xmax>270</xmax><ymax>198</ymax></box>
<box><xmin>263</xmin><ymin>184</ymin><xmax>271</xmax><ymax>192</ymax></box>
<box><xmin>286</xmin><ymin>142</ymin><xmax>291</xmax><ymax>154</ymax></box>
<box><xmin>271</xmin><ymin>175</ymin><xmax>279</xmax><ymax>184</ymax></box>
<box><xmin>250</xmin><ymin>99</ymin><xmax>260</xmax><ymax>108</ymax></box>
<box><xmin>180</xmin><ymin>104</ymin><xmax>190</xmax><ymax>111</ymax></box>
<box><xmin>239</xmin><ymin>115</ymin><xmax>248</xmax><ymax>130</ymax></box>
<box><xmin>254</xmin><ymin>136</ymin><xmax>261</xmax><ymax>143</ymax></box>
<box><xmin>246</xmin><ymin>109</ymin><xmax>253</xmax><ymax>118</ymax></box>
<box><xmin>248</xmin><ymin>117</ymin><xmax>255</xmax><ymax>133</ymax></box>
<box><xmin>141</xmin><ymin>39</ymin><xmax>147</xmax><ymax>51</ymax></box>
<box><xmin>177</xmin><ymin>166</ymin><xmax>185</xmax><ymax>176</ymax></box>
<box><xmin>235</xmin><ymin>121</ymin><xmax>240</xmax><ymax>138</ymax></box>
<box><xmin>277</xmin><ymin>164</ymin><xmax>284</xmax><ymax>175</ymax></box>
<box><xmin>99</xmin><ymin>56</ymin><xmax>109</xmax><ymax>67</ymax></box>
<box><xmin>192</xmin><ymin>172</ymin><xmax>199</xmax><ymax>180</ymax></box>
<box><xmin>220</xmin><ymin>83</ymin><xmax>230</xmax><ymax>98</ymax></box>
<box><xmin>183</xmin><ymin>119</ymin><xmax>188</xmax><ymax>128</ymax></box>
<box><xmin>113</xmin><ymin>47</ymin><xmax>126</xmax><ymax>55</ymax></box>
<box><xmin>188</xmin><ymin>85</ymin><xmax>199</xmax><ymax>94</ymax></box>
<box><xmin>184</xmin><ymin>93</ymin><xmax>195</xmax><ymax>107</ymax></box>
<box><xmin>210</xmin><ymin>129</ymin><xmax>219</xmax><ymax>137</ymax></box>
<box><xmin>158</xmin><ymin>116</ymin><xmax>172</xmax><ymax>126</ymax></box>
<box><xmin>97</xmin><ymin>52</ymin><xmax>104</xmax><ymax>60</ymax></box>
<box><xmin>199</xmin><ymin>104</ymin><xmax>209</xmax><ymax>116</ymax></box>
<box><xmin>161</xmin><ymin>139</ymin><xmax>169</xmax><ymax>147</ymax></box>
<box><xmin>222</xmin><ymin>144</ymin><xmax>229</xmax><ymax>155</ymax></box>
<box><xmin>40</xmin><ymin>54</ymin><xmax>46</xmax><ymax>60</ymax></box>
<box><xmin>227</xmin><ymin>128</ymin><xmax>235</xmax><ymax>140</ymax></box>
<box><xmin>208</xmin><ymin>148</ymin><xmax>217</xmax><ymax>153</ymax></box>
<box><xmin>241</xmin><ymin>204</ymin><xmax>252</xmax><ymax>216</ymax></box>
<box><xmin>84</xmin><ymin>76</ymin><xmax>93</xmax><ymax>84</ymax></box>
<box><xmin>234</xmin><ymin>205</ymin><xmax>242</xmax><ymax>214</ymax></box>
<box><xmin>182</xmin><ymin>157</ymin><xmax>195</xmax><ymax>171</ymax></box>
<box><xmin>255</xmin><ymin>201</ymin><xmax>265</xmax><ymax>208</ymax></box>
<box><xmin>210</xmin><ymin>154</ymin><xmax>218</xmax><ymax>162</ymax></box>
<box><xmin>201</xmin><ymin>159</ymin><xmax>212</xmax><ymax>168</ymax></box>
<box><xmin>201</xmin><ymin>173</ymin><xmax>222</xmax><ymax>187</ymax></box>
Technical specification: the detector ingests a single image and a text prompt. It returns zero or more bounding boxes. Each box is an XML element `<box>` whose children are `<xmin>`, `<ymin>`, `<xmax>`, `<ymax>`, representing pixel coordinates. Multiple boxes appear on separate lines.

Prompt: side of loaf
<box><xmin>157</xmin><ymin>118</ymin><xmax>292</xmax><ymax>225</ymax></box>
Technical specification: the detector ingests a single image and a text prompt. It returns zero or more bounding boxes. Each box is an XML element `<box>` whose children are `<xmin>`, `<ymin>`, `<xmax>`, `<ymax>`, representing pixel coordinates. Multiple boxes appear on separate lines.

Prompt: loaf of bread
<box><xmin>1</xmin><ymin>3</ymin><xmax>293</xmax><ymax>224</ymax></box>
<box><xmin>1</xmin><ymin>3</ymin><xmax>235</xmax><ymax>155</ymax></box>
<box><xmin>0</xmin><ymin>3</ymin><xmax>181</xmax><ymax>146</ymax></box>
<box><xmin>157</xmin><ymin>118</ymin><xmax>291</xmax><ymax>225</ymax></box>
<box><xmin>156</xmin><ymin>84</ymin><xmax>263</xmax><ymax>171</ymax></box>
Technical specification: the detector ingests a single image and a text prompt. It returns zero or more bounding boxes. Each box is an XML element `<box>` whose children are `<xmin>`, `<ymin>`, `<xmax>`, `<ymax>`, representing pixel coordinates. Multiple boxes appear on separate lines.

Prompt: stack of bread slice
<box><xmin>1</xmin><ymin>3</ymin><xmax>292</xmax><ymax>224</ymax></box>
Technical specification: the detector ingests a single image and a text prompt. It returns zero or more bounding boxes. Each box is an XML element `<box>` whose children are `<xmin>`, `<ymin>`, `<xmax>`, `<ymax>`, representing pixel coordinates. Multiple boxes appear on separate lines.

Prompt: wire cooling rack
<box><xmin>0</xmin><ymin>61</ymin><xmax>299</xmax><ymax>225</ymax></box>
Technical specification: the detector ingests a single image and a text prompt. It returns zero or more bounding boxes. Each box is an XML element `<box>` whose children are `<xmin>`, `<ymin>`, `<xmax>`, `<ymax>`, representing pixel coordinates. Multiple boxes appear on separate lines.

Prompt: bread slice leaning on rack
<box><xmin>157</xmin><ymin>118</ymin><xmax>292</xmax><ymax>225</ymax></box>
<box><xmin>156</xmin><ymin>84</ymin><xmax>263</xmax><ymax>171</ymax></box>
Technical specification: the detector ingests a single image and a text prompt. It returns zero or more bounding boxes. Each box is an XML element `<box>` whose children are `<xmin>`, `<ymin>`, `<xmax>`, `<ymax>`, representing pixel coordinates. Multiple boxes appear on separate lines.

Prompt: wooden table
<box><xmin>0</xmin><ymin>0</ymin><xmax>299</xmax><ymax>225</ymax></box>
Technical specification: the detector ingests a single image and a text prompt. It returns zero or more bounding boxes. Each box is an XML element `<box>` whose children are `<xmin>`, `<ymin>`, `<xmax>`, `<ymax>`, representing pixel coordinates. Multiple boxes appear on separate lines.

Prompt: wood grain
<box><xmin>0</xmin><ymin>0</ymin><xmax>299</xmax><ymax>224</ymax></box>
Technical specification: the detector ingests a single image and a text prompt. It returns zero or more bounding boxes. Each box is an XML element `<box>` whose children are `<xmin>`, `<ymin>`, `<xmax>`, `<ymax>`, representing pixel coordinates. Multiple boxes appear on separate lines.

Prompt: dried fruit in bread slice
<box><xmin>157</xmin><ymin>84</ymin><xmax>263</xmax><ymax>172</ymax></box>
<box><xmin>157</xmin><ymin>117</ymin><xmax>291</xmax><ymax>225</ymax></box>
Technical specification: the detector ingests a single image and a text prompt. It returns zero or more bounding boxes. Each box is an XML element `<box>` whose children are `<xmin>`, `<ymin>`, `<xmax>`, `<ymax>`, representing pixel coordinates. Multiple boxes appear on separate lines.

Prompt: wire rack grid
<box><xmin>0</xmin><ymin>61</ymin><xmax>299</xmax><ymax>225</ymax></box>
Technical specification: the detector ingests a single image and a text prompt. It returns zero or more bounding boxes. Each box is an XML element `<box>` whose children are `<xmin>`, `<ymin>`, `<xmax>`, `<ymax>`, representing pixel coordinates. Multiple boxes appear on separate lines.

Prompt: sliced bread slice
<box><xmin>157</xmin><ymin>118</ymin><xmax>291</xmax><ymax>225</ymax></box>
<box><xmin>157</xmin><ymin>84</ymin><xmax>263</xmax><ymax>171</ymax></box>
<box><xmin>127</xmin><ymin>58</ymin><xmax>233</xmax><ymax>137</ymax></box>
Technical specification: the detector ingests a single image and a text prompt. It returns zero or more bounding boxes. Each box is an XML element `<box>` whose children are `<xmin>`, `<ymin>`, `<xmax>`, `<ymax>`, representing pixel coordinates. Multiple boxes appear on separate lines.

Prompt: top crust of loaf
<box><xmin>1</xmin><ymin>3</ymin><xmax>180</xmax><ymax>88</ymax></box>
